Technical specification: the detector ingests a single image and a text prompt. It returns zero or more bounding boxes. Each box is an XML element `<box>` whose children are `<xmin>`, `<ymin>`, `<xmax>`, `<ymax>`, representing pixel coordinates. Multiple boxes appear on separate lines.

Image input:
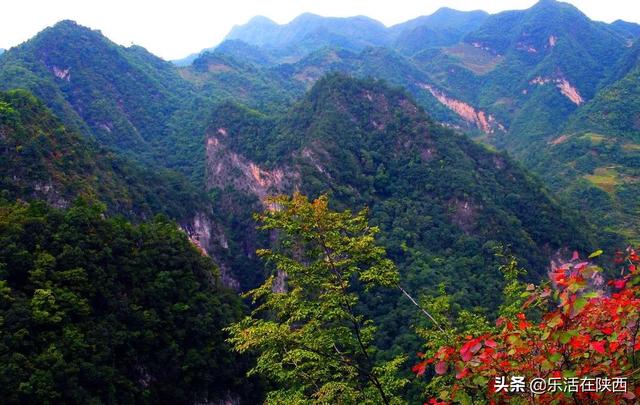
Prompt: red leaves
<box><xmin>516</xmin><ymin>313</ymin><xmax>529</xmax><ymax>329</ymax></box>
<box><xmin>455</xmin><ymin>366</ymin><xmax>470</xmax><ymax>379</ymax></box>
<box><xmin>435</xmin><ymin>361</ymin><xmax>448</xmax><ymax>375</ymax></box>
<box><xmin>610</xmin><ymin>279</ymin><xmax>627</xmax><ymax>289</ymax></box>
<box><xmin>590</xmin><ymin>340</ymin><xmax>606</xmax><ymax>354</ymax></box>
<box><xmin>417</xmin><ymin>248</ymin><xmax>640</xmax><ymax>405</ymax></box>
<box><xmin>569</xmin><ymin>334</ymin><xmax>591</xmax><ymax>349</ymax></box>
<box><xmin>412</xmin><ymin>361</ymin><xmax>427</xmax><ymax>376</ymax></box>
<box><xmin>549</xmin><ymin>269</ymin><xmax>568</xmax><ymax>287</ymax></box>
<box><xmin>460</xmin><ymin>338</ymin><xmax>482</xmax><ymax>361</ymax></box>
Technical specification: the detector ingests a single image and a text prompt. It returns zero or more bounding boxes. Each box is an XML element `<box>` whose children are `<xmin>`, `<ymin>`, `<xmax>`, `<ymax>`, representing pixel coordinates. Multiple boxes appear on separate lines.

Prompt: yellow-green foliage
<box><xmin>227</xmin><ymin>193</ymin><xmax>407</xmax><ymax>404</ymax></box>
<box><xmin>443</xmin><ymin>43</ymin><xmax>504</xmax><ymax>75</ymax></box>
<box><xmin>584</xmin><ymin>167</ymin><xmax>621</xmax><ymax>193</ymax></box>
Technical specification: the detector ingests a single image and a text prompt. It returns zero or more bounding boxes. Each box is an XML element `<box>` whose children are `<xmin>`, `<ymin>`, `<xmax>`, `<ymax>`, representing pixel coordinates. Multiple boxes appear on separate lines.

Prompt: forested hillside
<box><xmin>196</xmin><ymin>0</ymin><xmax>640</xmax><ymax>244</ymax></box>
<box><xmin>0</xmin><ymin>200</ymin><xmax>259</xmax><ymax>403</ymax></box>
<box><xmin>1</xmin><ymin>1</ymin><xmax>639</xmax><ymax>402</ymax></box>
<box><xmin>0</xmin><ymin>89</ymin><xmax>206</xmax><ymax>220</ymax></box>
<box><xmin>0</xmin><ymin>21</ymin><xmax>213</xmax><ymax>183</ymax></box>
<box><xmin>204</xmin><ymin>75</ymin><xmax>595</xmax><ymax>358</ymax></box>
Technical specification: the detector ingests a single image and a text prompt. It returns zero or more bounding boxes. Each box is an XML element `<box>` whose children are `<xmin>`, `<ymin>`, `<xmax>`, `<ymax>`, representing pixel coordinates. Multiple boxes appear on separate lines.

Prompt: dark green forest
<box><xmin>0</xmin><ymin>200</ymin><xmax>260</xmax><ymax>404</ymax></box>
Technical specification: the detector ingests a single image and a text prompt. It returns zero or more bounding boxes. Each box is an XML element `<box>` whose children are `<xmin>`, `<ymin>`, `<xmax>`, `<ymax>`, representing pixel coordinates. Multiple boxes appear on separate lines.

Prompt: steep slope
<box><xmin>521</xmin><ymin>57</ymin><xmax>640</xmax><ymax>243</ymax></box>
<box><xmin>389</xmin><ymin>0</ymin><xmax>639</xmax><ymax>243</ymax></box>
<box><xmin>204</xmin><ymin>75</ymin><xmax>595</xmax><ymax>355</ymax></box>
<box><xmin>412</xmin><ymin>0</ymin><xmax>629</xmax><ymax>144</ymax></box>
<box><xmin>568</xmin><ymin>62</ymin><xmax>640</xmax><ymax>138</ymax></box>
<box><xmin>206</xmin><ymin>75</ymin><xmax>593</xmax><ymax>309</ymax></box>
<box><xmin>213</xmin><ymin>39</ymin><xmax>276</xmax><ymax>67</ymax></box>
<box><xmin>224</xmin><ymin>16</ymin><xmax>282</xmax><ymax>47</ymax></box>
<box><xmin>215</xmin><ymin>2</ymin><xmax>636</xmax><ymax>140</ymax></box>
<box><xmin>0</xmin><ymin>89</ymin><xmax>199</xmax><ymax>218</ymax></box>
<box><xmin>0</xmin><ymin>20</ymin><xmax>196</xmax><ymax>166</ymax></box>
<box><xmin>0</xmin><ymin>200</ymin><xmax>259</xmax><ymax>404</ymax></box>
<box><xmin>0</xmin><ymin>89</ymin><xmax>244</xmax><ymax>287</ymax></box>
<box><xmin>609</xmin><ymin>20</ymin><xmax>640</xmax><ymax>43</ymax></box>
<box><xmin>271</xmin><ymin>47</ymin><xmax>474</xmax><ymax>128</ymax></box>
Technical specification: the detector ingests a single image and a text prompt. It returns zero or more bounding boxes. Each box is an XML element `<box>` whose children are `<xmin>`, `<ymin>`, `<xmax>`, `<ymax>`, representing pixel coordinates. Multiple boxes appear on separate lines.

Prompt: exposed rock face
<box><xmin>181</xmin><ymin>212</ymin><xmax>240</xmax><ymax>290</ymax></box>
<box><xmin>418</xmin><ymin>83</ymin><xmax>505</xmax><ymax>133</ymax></box>
<box><xmin>548</xmin><ymin>134</ymin><xmax>570</xmax><ymax>145</ymax></box>
<box><xmin>26</xmin><ymin>181</ymin><xmax>69</xmax><ymax>209</ymax></box>
<box><xmin>52</xmin><ymin>66</ymin><xmax>71</xmax><ymax>81</ymax></box>
<box><xmin>448</xmin><ymin>198</ymin><xmax>479</xmax><ymax>233</ymax></box>
<box><xmin>529</xmin><ymin>75</ymin><xmax>584</xmax><ymax>105</ymax></box>
<box><xmin>272</xmin><ymin>269</ymin><xmax>287</xmax><ymax>293</ymax></box>
<box><xmin>205</xmin><ymin>128</ymin><xmax>297</xmax><ymax>201</ymax></box>
<box><xmin>202</xmin><ymin>127</ymin><xmax>302</xmax><ymax>291</ymax></box>
<box><xmin>516</xmin><ymin>42</ymin><xmax>538</xmax><ymax>53</ymax></box>
<box><xmin>556</xmin><ymin>78</ymin><xmax>584</xmax><ymax>105</ymax></box>
<box><xmin>300</xmin><ymin>146</ymin><xmax>332</xmax><ymax>177</ymax></box>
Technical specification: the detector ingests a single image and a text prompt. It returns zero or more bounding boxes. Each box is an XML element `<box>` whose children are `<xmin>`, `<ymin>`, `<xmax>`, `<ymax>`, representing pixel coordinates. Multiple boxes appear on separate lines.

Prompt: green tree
<box><xmin>227</xmin><ymin>193</ymin><xmax>407</xmax><ymax>404</ymax></box>
<box><xmin>0</xmin><ymin>199</ymin><xmax>259</xmax><ymax>404</ymax></box>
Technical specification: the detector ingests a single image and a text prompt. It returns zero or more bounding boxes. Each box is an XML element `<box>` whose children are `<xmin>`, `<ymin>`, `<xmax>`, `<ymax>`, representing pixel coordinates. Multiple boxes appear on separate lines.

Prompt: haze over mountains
<box><xmin>0</xmin><ymin>0</ymin><xmax>639</xmax><ymax>402</ymax></box>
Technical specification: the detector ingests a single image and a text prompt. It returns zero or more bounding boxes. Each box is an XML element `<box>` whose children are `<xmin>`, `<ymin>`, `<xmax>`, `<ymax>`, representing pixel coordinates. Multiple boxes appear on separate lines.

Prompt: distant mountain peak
<box><xmin>246</xmin><ymin>15</ymin><xmax>276</xmax><ymax>24</ymax></box>
<box><xmin>431</xmin><ymin>6</ymin><xmax>488</xmax><ymax>17</ymax></box>
<box><xmin>47</xmin><ymin>19</ymin><xmax>103</xmax><ymax>37</ymax></box>
<box><xmin>534</xmin><ymin>0</ymin><xmax>561</xmax><ymax>6</ymax></box>
<box><xmin>35</xmin><ymin>19</ymin><xmax>104</xmax><ymax>43</ymax></box>
<box><xmin>291</xmin><ymin>12</ymin><xmax>322</xmax><ymax>22</ymax></box>
<box><xmin>53</xmin><ymin>19</ymin><xmax>80</xmax><ymax>27</ymax></box>
<box><xmin>225</xmin><ymin>12</ymin><xmax>390</xmax><ymax>52</ymax></box>
<box><xmin>531</xmin><ymin>0</ymin><xmax>580</xmax><ymax>13</ymax></box>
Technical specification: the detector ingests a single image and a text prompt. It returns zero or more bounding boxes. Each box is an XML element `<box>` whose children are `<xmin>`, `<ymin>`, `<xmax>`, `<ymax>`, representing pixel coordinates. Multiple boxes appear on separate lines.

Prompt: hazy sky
<box><xmin>1</xmin><ymin>0</ymin><xmax>638</xmax><ymax>60</ymax></box>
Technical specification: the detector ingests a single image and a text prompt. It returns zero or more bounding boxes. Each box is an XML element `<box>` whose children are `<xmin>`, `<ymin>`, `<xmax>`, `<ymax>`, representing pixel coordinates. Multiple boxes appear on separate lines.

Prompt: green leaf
<box><xmin>588</xmin><ymin>250</ymin><xmax>603</xmax><ymax>259</ymax></box>
<box><xmin>559</xmin><ymin>330</ymin><xmax>577</xmax><ymax>344</ymax></box>
<box><xmin>549</xmin><ymin>353</ymin><xmax>562</xmax><ymax>362</ymax></box>
<box><xmin>573</xmin><ymin>297</ymin><xmax>588</xmax><ymax>313</ymax></box>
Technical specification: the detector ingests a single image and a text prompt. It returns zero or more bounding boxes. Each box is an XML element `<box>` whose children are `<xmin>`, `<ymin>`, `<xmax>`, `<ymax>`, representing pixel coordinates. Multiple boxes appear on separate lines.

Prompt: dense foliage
<box><xmin>0</xmin><ymin>89</ymin><xmax>208</xmax><ymax>221</ymax></box>
<box><xmin>202</xmin><ymin>0</ymin><xmax>640</xmax><ymax>245</ymax></box>
<box><xmin>0</xmin><ymin>200</ymin><xmax>259</xmax><ymax>404</ymax></box>
<box><xmin>0</xmin><ymin>4</ymin><xmax>638</xmax><ymax>402</ymax></box>
<box><xmin>413</xmin><ymin>249</ymin><xmax>640</xmax><ymax>404</ymax></box>
<box><xmin>210</xmin><ymin>75</ymin><xmax>593</xmax><ymax>311</ymax></box>
<box><xmin>228</xmin><ymin>194</ymin><xmax>407</xmax><ymax>403</ymax></box>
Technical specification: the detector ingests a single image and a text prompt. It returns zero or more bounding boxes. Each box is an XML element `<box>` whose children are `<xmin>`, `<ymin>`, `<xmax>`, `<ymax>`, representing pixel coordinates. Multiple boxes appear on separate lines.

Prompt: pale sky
<box><xmin>0</xmin><ymin>0</ymin><xmax>638</xmax><ymax>60</ymax></box>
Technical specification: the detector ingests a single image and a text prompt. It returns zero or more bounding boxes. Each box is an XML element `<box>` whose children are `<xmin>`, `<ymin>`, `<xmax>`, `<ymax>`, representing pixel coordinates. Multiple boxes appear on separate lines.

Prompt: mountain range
<box><xmin>0</xmin><ymin>1</ymin><xmax>638</xmax><ymax>401</ymax></box>
<box><xmin>1</xmin><ymin>0</ymin><xmax>634</xmax><ymax>337</ymax></box>
<box><xmin>190</xmin><ymin>0</ymin><xmax>640</xmax><ymax>242</ymax></box>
